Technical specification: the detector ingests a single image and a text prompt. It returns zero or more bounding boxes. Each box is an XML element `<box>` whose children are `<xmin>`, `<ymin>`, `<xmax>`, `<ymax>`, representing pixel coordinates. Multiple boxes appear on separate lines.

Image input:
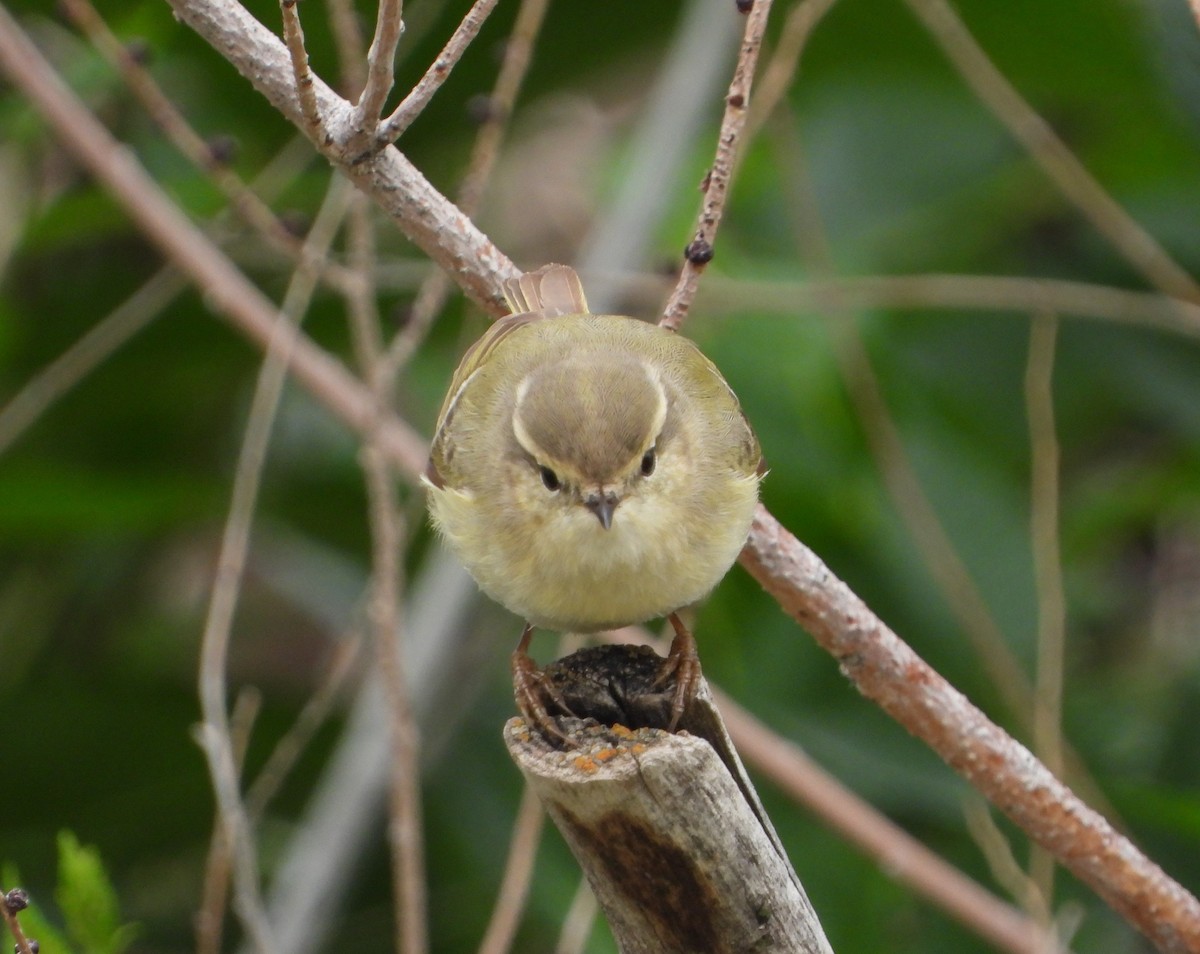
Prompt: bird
<box><xmin>423</xmin><ymin>264</ymin><xmax>762</xmax><ymax>739</ymax></box>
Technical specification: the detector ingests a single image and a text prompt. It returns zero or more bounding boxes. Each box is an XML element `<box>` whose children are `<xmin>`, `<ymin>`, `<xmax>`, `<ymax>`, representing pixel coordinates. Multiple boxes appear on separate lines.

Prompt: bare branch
<box><xmin>716</xmin><ymin>689</ymin><xmax>1049</xmax><ymax>954</ymax></box>
<box><xmin>505</xmin><ymin>717</ymin><xmax>834</xmax><ymax>954</ymax></box>
<box><xmin>1025</xmin><ymin>312</ymin><xmax>1066</xmax><ymax>915</ymax></box>
<box><xmin>354</xmin><ymin>0</ymin><xmax>405</xmax><ymax>127</ymax></box>
<box><xmin>477</xmin><ymin>785</ymin><xmax>546</xmax><ymax>954</ymax></box>
<box><xmin>902</xmin><ymin>0</ymin><xmax>1200</xmax><ymax>303</ymax></box>
<box><xmin>280</xmin><ymin>0</ymin><xmax>325</xmax><ymax>137</ymax></box>
<box><xmin>162</xmin><ymin>0</ymin><xmax>517</xmax><ymax>312</ymax></box>
<box><xmin>195</xmin><ymin>177</ymin><xmax>354</xmax><ymax>954</ymax></box>
<box><xmin>377</xmin><ymin>0</ymin><xmax>502</xmax><ymax>145</ymax></box>
<box><xmin>746</xmin><ymin>0</ymin><xmax>840</xmax><ymax>140</ymax></box>
<box><xmin>381</xmin><ymin>0</ymin><xmax>551</xmax><ymax>378</ymax></box>
<box><xmin>739</xmin><ymin>505</ymin><xmax>1200</xmax><ymax>954</ymax></box>
<box><xmin>346</xmin><ymin>195</ymin><xmax>429</xmax><ymax>954</ymax></box>
<box><xmin>660</xmin><ymin>0</ymin><xmax>774</xmax><ymax>331</ymax></box>
<box><xmin>0</xmin><ymin>268</ymin><xmax>184</xmax><ymax>457</ymax></box>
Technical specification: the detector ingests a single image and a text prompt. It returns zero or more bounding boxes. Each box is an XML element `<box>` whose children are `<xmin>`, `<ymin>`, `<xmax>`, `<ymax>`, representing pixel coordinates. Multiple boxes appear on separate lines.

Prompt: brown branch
<box><xmin>58</xmin><ymin>0</ymin><xmax>355</xmax><ymax>288</ymax></box>
<box><xmin>2</xmin><ymin>889</ymin><xmax>35</xmax><ymax>954</ymax></box>
<box><xmin>713</xmin><ymin>689</ymin><xmax>1049</xmax><ymax>954</ymax></box>
<box><xmin>659</xmin><ymin>0</ymin><xmax>775</xmax><ymax>331</ymax></box>
<box><xmin>477</xmin><ymin>785</ymin><xmax>546</xmax><ymax>954</ymax></box>
<box><xmin>353</xmin><ymin>0</ymin><xmax>404</xmax><ymax>129</ymax></box>
<box><xmin>601</xmin><ymin>626</ymin><xmax>1053</xmax><ymax>954</ymax></box>
<box><xmin>381</xmin><ymin>0</ymin><xmax>551</xmax><ymax>378</ymax></box>
<box><xmin>739</xmin><ymin>505</ymin><xmax>1200</xmax><ymax>954</ymax></box>
<box><xmin>746</xmin><ymin>0</ymin><xmax>840</xmax><ymax>140</ymax></box>
<box><xmin>377</xmin><ymin>0</ymin><xmax>502</xmax><ymax>145</ymax></box>
<box><xmin>694</xmin><ymin>272</ymin><xmax>1200</xmax><ymax>339</ymax></box>
<box><xmin>280</xmin><ymin>0</ymin><xmax>324</xmax><ymax>137</ymax></box>
<box><xmin>901</xmin><ymin>0</ymin><xmax>1200</xmax><ymax>304</ymax></box>
<box><xmin>1025</xmin><ymin>312</ymin><xmax>1066</xmax><ymax>915</ymax></box>
<box><xmin>163</xmin><ymin>0</ymin><xmax>517</xmax><ymax>313</ymax></box>
<box><xmin>346</xmin><ymin>196</ymin><xmax>429</xmax><ymax>954</ymax></box>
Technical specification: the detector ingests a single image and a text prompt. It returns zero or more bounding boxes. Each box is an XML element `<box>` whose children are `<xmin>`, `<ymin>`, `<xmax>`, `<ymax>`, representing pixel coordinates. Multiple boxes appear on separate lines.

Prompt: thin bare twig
<box><xmin>345</xmin><ymin>195</ymin><xmax>429</xmax><ymax>954</ymax></box>
<box><xmin>280</xmin><ymin>0</ymin><xmax>324</xmax><ymax>136</ymax></box>
<box><xmin>195</xmin><ymin>177</ymin><xmax>354</xmax><ymax>954</ymax></box>
<box><xmin>902</xmin><ymin>0</ymin><xmax>1200</xmax><ymax>304</ymax></box>
<box><xmin>0</xmin><ymin>268</ymin><xmax>184</xmax><ymax>456</ymax></box>
<box><xmin>1</xmin><ymin>889</ymin><xmax>36</xmax><ymax>954</ymax></box>
<box><xmin>325</xmin><ymin>0</ymin><xmax>368</xmax><ymax>96</ymax></box>
<box><xmin>58</xmin><ymin>0</ymin><xmax>348</xmax><ymax>284</ymax></box>
<box><xmin>376</xmin><ymin>0</ymin><xmax>501</xmax><ymax>145</ymax></box>
<box><xmin>1025</xmin><ymin>311</ymin><xmax>1066</xmax><ymax>917</ymax></box>
<box><xmin>381</xmin><ymin>0</ymin><xmax>551</xmax><ymax>377</ymax></box>
<box><xmin>555</xmin><ymin>881</ymin><xmax>599</xmax><ymax>954</ymax></box>
<box><xmin>660</xmin><ymin>0</ymin><xmax>774</xmax><ymax>331</ymax></box>
<box><xmin>354</xmin><ymin>0</ymin><xmax>405</xmax><ymax>129</ymax></box>
<box><xmin>244</xmin><ymin>637</ymin><xmax>364</xmax><ymax>818</ymax></box>
<box><xmin>964</xmin><ymin>798</ymin><xmax>1056</xmax><ymax>933</ymax></box>
<box><xmin>746</xmin><ymin>0</ymin><xmax>840</xmax><ymax>140</ymax></box>
<box><xmin>196</xmin><ymin>688</ymin><xmax>262</xmax><ymax>954</ymax></box>
<box><xmin>477</xmin><ymin>785</ymin><xmax>546</xmax><ymax>954</ymax></box>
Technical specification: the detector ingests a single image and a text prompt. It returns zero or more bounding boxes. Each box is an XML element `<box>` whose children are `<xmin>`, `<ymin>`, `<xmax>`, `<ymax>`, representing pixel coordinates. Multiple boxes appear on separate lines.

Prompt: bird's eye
<box><xmin>640</xmin><ymin>448</ymin><xmax>656</xmax><ymax>477</ymax></box>
<box><xmin>539</xmin><ymin>466</ymin><xmax>561</xmax><ymax>491</ymax></box>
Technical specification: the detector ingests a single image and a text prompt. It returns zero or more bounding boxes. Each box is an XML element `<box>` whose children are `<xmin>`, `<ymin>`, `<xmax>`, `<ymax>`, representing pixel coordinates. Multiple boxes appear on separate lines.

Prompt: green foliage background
<box><xmin>2</xmin><ymin>0</ymin><xmax>1200</xmax><ymax>951</ymax></box>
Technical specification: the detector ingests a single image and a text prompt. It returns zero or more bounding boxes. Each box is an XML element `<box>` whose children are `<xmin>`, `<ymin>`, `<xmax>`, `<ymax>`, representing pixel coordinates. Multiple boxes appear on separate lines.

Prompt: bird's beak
<box><xmin>584</xmin><ymin>491</ymin><xmax>620</xmax><ymax>530</ymax></box>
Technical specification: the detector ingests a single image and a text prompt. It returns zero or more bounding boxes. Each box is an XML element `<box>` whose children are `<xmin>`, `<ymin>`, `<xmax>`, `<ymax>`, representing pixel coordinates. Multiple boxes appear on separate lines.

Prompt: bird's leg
<box><xmin>655</xmin><ymin>612</ymin><xmax>702</xmax><ymax>731</ymax></box>
<box><xmin>511</xmin><ymin>623</ymin><xmax>576</xmax><ymax>745</ymax></box>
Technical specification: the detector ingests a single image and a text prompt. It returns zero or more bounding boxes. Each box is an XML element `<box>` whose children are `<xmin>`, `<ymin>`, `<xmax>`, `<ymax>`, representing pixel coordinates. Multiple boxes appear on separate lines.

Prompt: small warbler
<box><xmin>424</xmin><ymin>265</ymin><xmax>762</xmax><ymax>737</ymax></box>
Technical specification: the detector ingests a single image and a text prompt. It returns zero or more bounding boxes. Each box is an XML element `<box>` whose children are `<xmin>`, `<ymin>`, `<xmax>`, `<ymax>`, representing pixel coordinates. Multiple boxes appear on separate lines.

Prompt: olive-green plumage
<box><xmin>424</xmin><ymin>265</ymin><xmax>762</xmax><ymax>634</ymax></box>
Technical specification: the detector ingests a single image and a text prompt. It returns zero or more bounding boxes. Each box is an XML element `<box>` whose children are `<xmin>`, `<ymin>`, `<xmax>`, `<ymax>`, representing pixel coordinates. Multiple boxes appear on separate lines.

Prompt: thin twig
<box><xmin>381</xmin><ymin>0</ymin><xmax>551</xmax><ymax>378</ymax></box>
<box><xmin>477</xmin><ymin>785</ymin><xmax>546</xmax><ymax>954</ymax></box>
<box><xmin>660</xmin><ymin>0</ymin><xmax>774</xmax><ymax>331</ymax></box>
<box><xmin>0</xmin><ymin>268</ymin><xmax>184</xmax><ymax>457</ymax></box>
<box><xmin>345</xmin><ymin>195</ymin><xmax>429</xmax><ymax>954</ymax></box>
<box><xmin>555</xmin><ymin>881</ymin><xmax>599</xmax><ymax>954</ymax></box>
<box><xmin>244</xmin><ymin>636</ymin><xmax>364</xmax><ymax>818</ymax></box>
<box><xmin>376</xmin><ymin>0</ymin><xmax>501</xmax><ymax>145</ymax></box>
<box><xmin>745</xmin><ymin>0</ymin><xmax>840</xmax><ymax>140</ymax></box>
<box><xmin>964</xmin><ymin>798</ymin><xmax>1056</xmax><ymax>934</ymax></box>
<box><xmin>698</xmin><ymin>272</ymin><xmax>1200</xmax><ymax>339</ymax></box>
<box><xmin>195</xmin><ymin>177</ymin><xmax>354</xmax><ymax>954</ymax></box>
<box><xmin>280</xmin><ymin>0</ymin><xmax>324</xmax><ymax>137</ymax></box>
<box><xmin>8</xmin><ymin>8</ymin><xmax>1200</xmax><ymax>949</ymax></box>
<box><xmin>901</xmin><ymin>0</ymin><xmax>1200</xmax><ymax>304</ymax></box>
<box><xmin>353</xmin><ymin>0</ymin><xmax>405</xmax><ymax>130</ymax></box>
<box><xmin>325</xmin><ymin>0</ymin><xmax>368</xmax><ymax>96</ymax></box>
<box><xmin>1025</xmin><ymin>311</ymin><xmax>1066</xmax><ymax>918</ymax></box>
<box><xmin>58</xmin><ymin>0</ymin><xmax>347</xmax><ymax>284</ymax></box>
<box><xmin>196</xmin><ymin>688</ymin><xmax>263</xmax><ymax>954</ymax></box>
